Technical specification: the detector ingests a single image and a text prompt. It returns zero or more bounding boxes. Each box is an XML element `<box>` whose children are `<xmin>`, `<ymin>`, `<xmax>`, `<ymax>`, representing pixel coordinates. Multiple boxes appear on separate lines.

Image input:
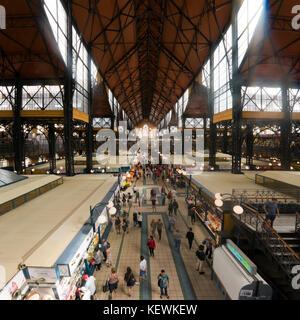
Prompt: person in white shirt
<box><xmin>84</xmin><ymin>275</ymin><xmax>96</xmax><ymax>298</ymax></box>
<box><xmin>80</xmin><ymin>287</ymin><xmax>91</xmax><ymax>300</ymax></box>
<box><xmin>137</xmin><ymin>212</ymin><xmax>143</xmax><ymax>228</ymax></box>
<box><xmin>172</xmin><ymin>189</ymin><xmax>176</xmax><ymax>198</ymax></box>
<box><xmin>139</xmin><ymin>256</ymin><xmax>147</xmax><ymax>281</ymax></box>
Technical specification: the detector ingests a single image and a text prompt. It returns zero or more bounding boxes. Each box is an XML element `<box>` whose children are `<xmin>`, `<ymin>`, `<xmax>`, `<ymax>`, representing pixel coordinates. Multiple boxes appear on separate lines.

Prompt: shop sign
<box><xmin>27</xmin><ymin>267</ymin><xmax>58</xmax><ymax>283</ymax></box>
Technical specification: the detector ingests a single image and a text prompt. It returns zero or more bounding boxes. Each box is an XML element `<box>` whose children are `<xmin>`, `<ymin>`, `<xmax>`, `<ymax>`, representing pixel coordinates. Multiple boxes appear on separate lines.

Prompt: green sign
<box><xmin>226</xmin><ymin>240</ymin><xmax>257</xmax><ymax>275</ymax></box>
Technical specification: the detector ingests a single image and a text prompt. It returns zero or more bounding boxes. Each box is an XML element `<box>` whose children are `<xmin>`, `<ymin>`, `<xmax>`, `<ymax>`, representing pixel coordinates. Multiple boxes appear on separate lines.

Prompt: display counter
<box><xmin>186</xmin><ymin>178</ymin><xmax>223</xmax><ymax>243</ymax></box>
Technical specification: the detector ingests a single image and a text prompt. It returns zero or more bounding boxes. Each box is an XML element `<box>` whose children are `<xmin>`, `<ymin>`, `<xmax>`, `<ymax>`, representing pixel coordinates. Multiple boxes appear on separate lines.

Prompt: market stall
<box><xmin>185</xmin><ymin>177</ymin><xmax>223</xmax><ymax>243</ymax></box>
<box><xmin>55</xmin><ymin>225</ymin><xmax>95</xmax><ymax>300</ymax></box>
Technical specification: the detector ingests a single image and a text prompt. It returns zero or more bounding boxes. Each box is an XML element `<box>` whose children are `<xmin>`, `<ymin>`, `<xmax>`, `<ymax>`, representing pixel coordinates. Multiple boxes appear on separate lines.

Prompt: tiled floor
<box><xmin>94</xmin><ymin>177</ymin><xmax>223</xmax><ymax>300</ymax></box>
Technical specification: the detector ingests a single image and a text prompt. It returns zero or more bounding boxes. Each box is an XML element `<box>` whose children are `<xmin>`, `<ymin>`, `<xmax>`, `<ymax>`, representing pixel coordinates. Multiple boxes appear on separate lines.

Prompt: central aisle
<box><xmin>94</xmin><ymin>175</ymin><xmax>222</xmax><ymax>300</ymax></box>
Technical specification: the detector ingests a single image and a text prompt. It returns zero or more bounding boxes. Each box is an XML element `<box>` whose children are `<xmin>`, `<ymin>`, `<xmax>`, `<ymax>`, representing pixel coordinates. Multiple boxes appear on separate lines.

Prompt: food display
<box><xmin>87</xmin><ymin>234</ymin><xmax>99</xmax><ymax>263</ymax></box>
<box><xmin>206</xmin><ymin>210</ymin><xmax>222</xmax><ymax>234</ymax></box>
<box><xmin>57</xmin><ymin>261</ymin><xmax>84</xmax><ymax>300</ymax></box>
<box><xmin>25</xmin><ymin>291</ymin><xmax>40</xmax><ymax>300</ymax></box>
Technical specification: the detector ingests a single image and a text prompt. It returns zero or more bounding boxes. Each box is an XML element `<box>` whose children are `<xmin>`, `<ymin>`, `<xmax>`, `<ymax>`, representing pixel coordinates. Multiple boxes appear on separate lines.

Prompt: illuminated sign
<box><xmin>226</xmin><ymin>240</ymin><xmax>257</xmax><ymax>275</ymax></box>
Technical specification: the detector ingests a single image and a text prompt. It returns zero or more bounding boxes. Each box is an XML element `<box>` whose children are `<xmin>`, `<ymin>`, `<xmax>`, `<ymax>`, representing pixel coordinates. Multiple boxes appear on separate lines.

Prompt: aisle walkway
<box><xmin>94</xmin><ymin>176</ymin><xmax>222</xmax><ymax>300</ymax></box>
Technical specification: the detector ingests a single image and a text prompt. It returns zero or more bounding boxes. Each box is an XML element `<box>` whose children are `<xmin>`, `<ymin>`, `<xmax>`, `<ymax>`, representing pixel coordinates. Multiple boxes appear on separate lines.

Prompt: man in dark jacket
<box><xmin>186</xmin><ymin>228</ymin><xmax>195</xmax><ymax>250</ymax></box>
<box><xmin>196</xmin><ymin>245</ymin><xmax>206</xmax><ymax>274</ymax></box>
<box><xmin>168</xmin><ymin>201</ymin><xmax>173</xmax><ymax>216</ymax></box>
<box><xmin>173</xmin><ymin>199</ymin><xmax>179</xmax><ymax>216</ymax></box>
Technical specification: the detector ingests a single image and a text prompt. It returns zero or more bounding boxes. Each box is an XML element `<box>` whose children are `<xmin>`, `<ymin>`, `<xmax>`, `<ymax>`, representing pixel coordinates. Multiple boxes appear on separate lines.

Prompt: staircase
<box><xmin>232</xmin><ymin>204</ymin><xmax>300</xmax><ymax>299</ymax></box>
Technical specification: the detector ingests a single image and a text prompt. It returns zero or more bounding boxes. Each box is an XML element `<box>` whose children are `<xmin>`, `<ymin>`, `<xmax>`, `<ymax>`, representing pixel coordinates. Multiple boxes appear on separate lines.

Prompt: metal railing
<box><xmin>233</xmin><ymin>203</ymin><xmax>300</xmax><ymax>278</ymax></box>
<box><xmin>232</xmin><ymin>189</ymin><xmax>299</xmax><ymax>203</ymax></box>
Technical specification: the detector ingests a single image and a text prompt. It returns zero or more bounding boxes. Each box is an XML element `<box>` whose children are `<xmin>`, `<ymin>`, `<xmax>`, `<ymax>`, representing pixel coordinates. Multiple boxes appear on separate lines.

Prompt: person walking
<box><xmin>161</xmin><ymin>186</ymin><xmax>166</xmax><ymax>206</ymax></box>
<box><xmin>135</xmin><ymin>189</ymin><xmax>140</xmax><ymax>204</ymax></box>
<box><xmin>263</xmin><ymin>198</ymin><xmax>280</xmax><ymax>228</ymax></box>
<box><xmin>169</xmin><ymin>216</ymin><xmax>176</xmax><ymax>232</ymax></box>
<box><xmin>139</xmin><ymin>256</ymin><xmax>147</xmax><ymax>281</ymax></box>
<box><xmin>94</xmin><ymin>247</ymin><xmax>102</xmax><ymax>271</ymax></box>
<box><xmin>137</xmin><ymin>212</ymin><xmax>143</xmax><ymax>228</ymax></box>
<box><xmin>147</xmin><ymin>235</ymin><xmax>156</xmax><ymax>257</ymax></box>
<box><xmin>151</xmin><ymin>196</ymin><xmax>157</xmax><ymax>212</ymax></box>
<box><xmin>122</xmin><ymin>193</ymin><xmax>127</xmax><ymax>207</ymax></box>
<box><xmin>124</xmin><ymin>267</ymin><xmax>137</xmax><ymax>297</ymax></box>
<box><xmin>101</xmin><ymin>238</ymin><xmax>108</xmax><ymax>262</ymax></box>
<box><xmin>115</xmin><ymin>216</ymin><xmax>121</xmax><ymax>234</ymax></box>
<box><xmin>106</xmin><ymin>243</ymin><xmax>113</xmax><ymax>267</ymax></box>
<box><xmin>190</xmin><ymin>207</ymin><xmax>196</xmax><ymax>225</ymax></box>
<box><xmin>173</xmin><ymin>199</ymin><xmax>178</xmax><ymax>216</ymax></box>
<box><xmin>128</xmin><ymin>193</ymin><xmax>133</xmax><ymax>211</ymax></box>
<box><xmin>171</xmin><ymin>187</ymin><xmax>177</xmax><ymax>199</ymax></box>
<box><xmin>133</xmin><ymin>212</ymin><xmax>138</xmax><ymax>227</ymax></box>
<box><xmin>157</xmin><ymin>270</ymin><xmax>169</xmax><ymax>299</ymax></box>
<box><xmin>157</xmin><ymin>219</ymin><xmax>163</xmax><ymax>241</ymax></box>
<box><xmin>168</xmin><ymin>201</ymin><xmax>173</xmax><ymax>216</ymax></box>
<box><xmin>186</xmin><ymin>227</ymin><xmax>195</xmax><ymax>250</ymax></box>
<box><xmin>196</xmin><ymin>245</ymin><xmax>206</xmax><ymax>274</ymax></box>
<box><xmin>84</xmin><ymin>274</ymin><xmax>96</xmax><ymax>299</ymax></box>
<box><xmin>107</xmin><ymin>268</ymin><xmax>119</xmax><ymax>298</ymax></box>
<box><xmin>122</xmin><ymin>218</ymin><xmax>129</xmax><ymax>234</ymax></box>
<box><xmin>174</xmin><ymin>230</ymin><xmax>183</xmax><ymax>251</ymax></box>
<box><xmin>203</xmin><ymin>238</ymin><xmax>213</xmax><ymax>259</ymax></box>
<box><xmin>150</xmin><ymin>219</ymin><xmax>157</xmax><ymax>237</ymax></box>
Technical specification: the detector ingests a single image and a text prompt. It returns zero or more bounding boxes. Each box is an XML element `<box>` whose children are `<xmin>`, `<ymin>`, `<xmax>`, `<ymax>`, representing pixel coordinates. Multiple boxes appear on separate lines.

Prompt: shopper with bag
<box><xmin>107</xmin><ymin>268</ymin><xmax>119</xmax><ymax>298</ymax></box>
<box><xmin>124</xmin><ymin>267</ymin><xmax>136</xmax><ymax>297</ymax></box>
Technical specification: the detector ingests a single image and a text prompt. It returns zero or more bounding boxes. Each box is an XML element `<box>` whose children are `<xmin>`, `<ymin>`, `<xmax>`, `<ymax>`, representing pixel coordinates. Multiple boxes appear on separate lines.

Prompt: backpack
<box><xmin>196</xmin><ymin>250</ymin><xmax>205</xmax><ymax>261</ymax></box>
<box><xmin>158</xmin><ymin>275</ymin><xmax>168</xmax><ymax>287</ymax></box>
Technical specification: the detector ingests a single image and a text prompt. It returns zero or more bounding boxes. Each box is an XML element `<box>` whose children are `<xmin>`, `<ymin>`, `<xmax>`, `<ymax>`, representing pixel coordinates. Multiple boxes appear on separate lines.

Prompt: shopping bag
<box><xmin>103</xmin><ymin>281</ymin><xmax>109</xmax><ymax>293</ymax></box>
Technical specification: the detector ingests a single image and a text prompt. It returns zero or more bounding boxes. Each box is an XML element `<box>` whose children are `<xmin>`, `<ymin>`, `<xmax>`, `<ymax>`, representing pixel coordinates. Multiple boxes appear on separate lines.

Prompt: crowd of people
<box><xmin>75</xmin><ymin>162</ymin><xmax>216</xmax><ymax>300</ymax></box>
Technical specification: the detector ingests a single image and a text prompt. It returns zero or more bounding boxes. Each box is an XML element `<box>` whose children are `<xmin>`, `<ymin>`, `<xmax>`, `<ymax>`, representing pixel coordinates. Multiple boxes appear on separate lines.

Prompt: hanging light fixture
<box><xmin>215</xmin><ymin>199</ymin><xmax>223</xmax><ymax>207</ymax></box>
<box><xmin>109</xmin><ymin>207</ymin><xmax>117</xmax><ymax>216</ymax></box>
<box><xmin>233</xmin><ymin>205</ymin><xmax>244</xmax><ymax>215</ymax></box>
<box><xmin>107</xmin><ymin>201</ymin><xmax>114</xmax><ymax>208</ymax></box>
<box><xmin>215</xmin><ymin>193</ymin><xmax>223</xmax><ymax>200</ymax></box>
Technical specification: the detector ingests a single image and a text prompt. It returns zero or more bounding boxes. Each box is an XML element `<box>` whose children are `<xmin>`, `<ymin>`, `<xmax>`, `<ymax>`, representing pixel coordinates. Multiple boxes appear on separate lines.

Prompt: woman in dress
<box><xmin>124</xmin><ymin>267</ymin><xmax>136</xmax><ymax>297</ymax></box>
